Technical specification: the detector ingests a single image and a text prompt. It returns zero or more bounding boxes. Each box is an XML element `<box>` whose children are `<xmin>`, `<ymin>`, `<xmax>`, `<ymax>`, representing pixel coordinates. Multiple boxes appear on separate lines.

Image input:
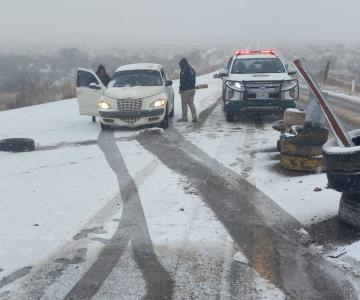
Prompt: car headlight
<box><xmin>225</xmin><ymin>81</ymin><xmax>244</xmax><ymax>91</ymax></box>
<box><xmin>150</xmin><ymin>99</ymin><xmax>167</xmax><ymax>108</ymax></box>
<box><xmin>98</xmin><ymin>99</ymin><xmax>111</xmax><ymax>110</ymax></box>
<box><xmin>281</xmin><ymin>79</ymin><xmax>298</xmax><ymax>91</ymax></box>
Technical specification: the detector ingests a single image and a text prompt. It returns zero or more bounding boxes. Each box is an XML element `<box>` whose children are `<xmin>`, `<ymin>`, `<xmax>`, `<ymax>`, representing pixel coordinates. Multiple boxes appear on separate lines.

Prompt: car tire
<box><xmin>169</xmin><ymin>105</ymin><xmax>174</xmax><ymax>118</ymax></box>
<box><xmin>326</xmin><ymin>170</ymin><xmax>360</xmax><ymax>193</ymax></box>
<box><xmin>225</xmin><ymin>111</ymin><xmax>235</xmax><ymax>122</ymax></box>
<box><xmin>323</xmin><ymin>130</ymin><xmax>360</xmax><ymax>173</ymax></box>
<box><xmin>339</xmin><ymin>193</ymin><xmax>360</xmax><ymax>230</ymax></box>
<box><xmin>100</xmin><ymin>122</ymin><xmax>111</xmax><ymax>131</ymax></box>
<box><xmin>285</xmin><ymin>125</ymin><xmax>329</xmax><ymax>145</ymax></box>
<box><xmin>0</xmin><ymin>138</ymin><xmax>35</xmax><ymax>152</ymax></box>
<box><xmin>160</xmin><ymin>105</ymin><xmax>169</xmax><ymax>129</ymax></box>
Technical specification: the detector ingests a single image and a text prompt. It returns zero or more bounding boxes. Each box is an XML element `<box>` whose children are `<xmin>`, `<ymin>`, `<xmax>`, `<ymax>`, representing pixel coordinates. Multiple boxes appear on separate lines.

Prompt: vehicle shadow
<box><xmin>64</xmin><ymin>130</ymin><xmax>174</xmax><ymax>300</ymax></box>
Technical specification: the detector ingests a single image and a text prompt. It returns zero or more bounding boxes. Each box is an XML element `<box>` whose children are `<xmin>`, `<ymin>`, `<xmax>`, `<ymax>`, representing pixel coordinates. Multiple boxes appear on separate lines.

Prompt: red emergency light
<box><xmin>235</xmin><ymin>49</ymin><xmax>277</xmax><ymax>56</ymax></box>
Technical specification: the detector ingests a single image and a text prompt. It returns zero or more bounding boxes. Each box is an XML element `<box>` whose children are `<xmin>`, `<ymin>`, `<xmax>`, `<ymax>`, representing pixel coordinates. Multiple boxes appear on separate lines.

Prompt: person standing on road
<box><xmin>178</xmin><ymin>58</ymin><xmax>197</xmax><ymax>123</ymax></box>
<box><xmin>96</xmin><ymin>65</ymin><xmax>111</xmax><ymax>87</ymax></box>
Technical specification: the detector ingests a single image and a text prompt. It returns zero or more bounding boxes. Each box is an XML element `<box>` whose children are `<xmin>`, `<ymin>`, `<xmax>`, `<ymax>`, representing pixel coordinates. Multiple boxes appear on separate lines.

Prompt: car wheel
<box><xmin>0</xmin><ymin>138</ymin><xmax>35</xmax><ymax>152</ymax></box>
<box><xmin>169</xmin><ymin>104</ymin><xmax>174</xmax><ymax>118</ymax></box>
<box><xmin>225</xmin><ymin>111</ymin><xmax>235</xmax><ymax>122</ymax></box>
<box><xmin>100</xmin><ymin>122</ymin><xmax>111</xmax><ymax>130</ymax></box>
<box><xmin>160</xmin><ymin>105</ymin><xmax>169</xmax><ymax>129</ymax></box>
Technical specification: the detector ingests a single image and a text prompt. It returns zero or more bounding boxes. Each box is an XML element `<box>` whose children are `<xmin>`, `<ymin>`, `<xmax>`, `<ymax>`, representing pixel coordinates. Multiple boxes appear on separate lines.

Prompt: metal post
<box><xmin>351</xmin><ymin>80</ymin><xmax>356</xmax><ymax>95</ymax></box>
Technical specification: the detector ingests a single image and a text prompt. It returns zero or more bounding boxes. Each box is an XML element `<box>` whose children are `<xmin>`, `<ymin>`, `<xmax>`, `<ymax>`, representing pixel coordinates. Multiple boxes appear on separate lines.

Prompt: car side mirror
<box><xmin>214</xmin><ymin>68</ymin><xmax>228</xmax><ymax>79</ymax></box>
<box><xmin>89</xmin><ymin>82</ymin><xmax>102</xmax><ymax>90</ymax></box>
<box><xmin>288</xmin><ymin>70</ymin><xmax>297</xmax><ymax>76</ymax></box>
<box><xmin>165</xmin><ymin>80</ymin><xmax>173</xmax><ymax>87</ymax></box>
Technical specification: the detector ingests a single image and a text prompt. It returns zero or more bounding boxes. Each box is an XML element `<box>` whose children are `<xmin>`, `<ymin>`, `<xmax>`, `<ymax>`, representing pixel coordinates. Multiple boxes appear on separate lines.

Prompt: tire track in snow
<box><xmin>136</xmin><ymin>128</ymin><xmax>356</xmax><ymax>299</ymax></box>
<box><xmin>64</xmin><ymin>130</ymin><xmax>174</xmax><ymax>300</ymax></box>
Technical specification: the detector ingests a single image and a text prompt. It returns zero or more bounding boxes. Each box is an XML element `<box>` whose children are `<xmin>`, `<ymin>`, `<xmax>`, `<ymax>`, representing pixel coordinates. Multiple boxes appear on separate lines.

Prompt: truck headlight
<box><xmin>281</xmin><ymin>79</ymin><xmax>298</xmax><ymax>91</ymax></box>
<box><xmin>150</xmin><ymin>99</ymin><xmax>166</xmax><ymax>108</ymax></box>
<box><xmin>225</xmin><ymin>81</ymin><xmax>244</xmax><ymax>91</ymax></box>
<box><xmin>98</xmin><ymin>100</ymin><xmax>111</xmax><ymax>110</ymax></box>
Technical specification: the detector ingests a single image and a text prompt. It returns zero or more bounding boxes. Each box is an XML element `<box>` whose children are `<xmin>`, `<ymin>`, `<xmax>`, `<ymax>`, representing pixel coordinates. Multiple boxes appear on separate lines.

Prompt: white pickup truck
<box><xmin>76</xmin><ymin>63</ymin><xmax>175</xmax><ymax>129</ymax></box>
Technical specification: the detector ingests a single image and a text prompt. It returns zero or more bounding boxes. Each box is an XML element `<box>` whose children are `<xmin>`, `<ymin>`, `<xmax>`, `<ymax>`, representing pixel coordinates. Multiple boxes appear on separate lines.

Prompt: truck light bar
<box><xmin>235</xmin><ymin>49</ymin><xmax>277</xmax><ymax>56</ymax></box>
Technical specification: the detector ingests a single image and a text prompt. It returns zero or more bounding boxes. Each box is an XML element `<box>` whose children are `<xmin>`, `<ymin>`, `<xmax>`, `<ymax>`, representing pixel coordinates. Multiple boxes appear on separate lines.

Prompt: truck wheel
<box><xmin>226</xmin><ymin>111</ymin><xmax>235</xmax><ymax>122</ymax></box>
<box><xmin>160</xmin><ymin>105</ymin><xmax>169</xmax><ymax>129</ymax></box>
<box><xmin>0</xmin><ymin>138</ymin><xmax>35</xmax><ymax>152</ymax></box>
<box><xmin>100</xmin><ymin>122</ymin><xmax>111</xmax><ymax>130</ymax></box>
<box><xmin>339</xmin><ymin>193</ymin><xmax>360</xmax><ymax>230</ymax></box>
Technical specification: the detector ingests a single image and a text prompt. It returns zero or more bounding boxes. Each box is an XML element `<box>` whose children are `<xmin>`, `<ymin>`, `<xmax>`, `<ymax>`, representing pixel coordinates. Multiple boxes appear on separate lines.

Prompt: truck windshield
<box><xmin>109</xmin><ymin>70</ymin><xmax>163</xmax><ymax>87</ymax></box>
<box><xmin>231</xmin><ymin>58</ymin><xmax>285</xmax><ymax>74</ymax></box>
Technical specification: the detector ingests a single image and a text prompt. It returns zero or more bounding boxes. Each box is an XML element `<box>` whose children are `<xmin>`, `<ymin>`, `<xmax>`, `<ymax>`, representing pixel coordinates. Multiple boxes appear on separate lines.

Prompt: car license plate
<box><xmin>257</xmin><ymin>92</ymin><xmax>268</xmax><ymax>99</ymax></box>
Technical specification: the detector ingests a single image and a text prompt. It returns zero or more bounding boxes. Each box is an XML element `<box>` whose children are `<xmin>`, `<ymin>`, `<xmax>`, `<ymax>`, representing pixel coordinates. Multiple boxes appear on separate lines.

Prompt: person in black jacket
<box><xmin>178</xmin><ymin>58</ymin><xmax>197</xmax><ymax>122</ymax></box>
<box><xmin>96</xmin><ymin>65</ymin><xmax>111</xmax><ymax>87</ymax></box>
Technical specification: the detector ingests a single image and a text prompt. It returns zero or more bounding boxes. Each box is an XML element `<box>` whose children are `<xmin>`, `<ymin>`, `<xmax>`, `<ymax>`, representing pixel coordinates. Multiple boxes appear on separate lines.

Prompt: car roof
<box><xmin>233</xmin><ymin>54</ymin><xmax>279</xmax><ymax>60</ymax></box>
<box><xmin>115</xmin><ymin>63</ymin><xmax>163</xmax><ymax>72</ymax></box>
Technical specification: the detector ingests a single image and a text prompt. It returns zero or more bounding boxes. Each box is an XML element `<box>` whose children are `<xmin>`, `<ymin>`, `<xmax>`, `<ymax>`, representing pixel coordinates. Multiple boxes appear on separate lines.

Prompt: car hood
<box><xmin>228</xmin><ymin>73</ymin><xmax>292</xmax><ymax>82</ymax></box>
<box><xmin>105</xmin><ymin>86</ymin><xmax>164</xmax><ymax>99</ymax></box>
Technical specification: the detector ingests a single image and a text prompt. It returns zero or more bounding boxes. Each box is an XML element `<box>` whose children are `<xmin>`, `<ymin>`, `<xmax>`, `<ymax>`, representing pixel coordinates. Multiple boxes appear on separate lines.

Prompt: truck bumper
<box><xmin>225</xmin><ymin>100</ymin><xmax>296</xmax><ymax>113</ymax></box>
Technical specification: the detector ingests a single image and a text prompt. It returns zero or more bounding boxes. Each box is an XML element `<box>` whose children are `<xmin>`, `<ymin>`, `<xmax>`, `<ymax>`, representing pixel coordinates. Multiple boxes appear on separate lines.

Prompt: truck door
<box><xmin>76</xmin><ymin>68</ymin><xmax>104</xmax><ymax>117</ymax></box>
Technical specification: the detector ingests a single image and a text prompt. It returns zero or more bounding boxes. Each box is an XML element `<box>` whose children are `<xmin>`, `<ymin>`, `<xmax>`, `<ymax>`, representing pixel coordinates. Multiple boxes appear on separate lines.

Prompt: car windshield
<box><xmin>108</xmin><ymin>69</ymin><xmax>163</xmax><ymax>87</ymax></box>
<box><xmin>231</xmin><ymin>58</ymin><xmax>285</xmax><ymax>74</ymax></box>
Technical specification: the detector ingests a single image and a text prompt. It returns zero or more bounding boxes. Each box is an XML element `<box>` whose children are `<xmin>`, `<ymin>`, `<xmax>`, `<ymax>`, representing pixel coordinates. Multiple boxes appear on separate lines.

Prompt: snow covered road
<box><xmin>1</xmin><ymin>73</ymin><xmax>360</xmax><ymax>299</ymax></box>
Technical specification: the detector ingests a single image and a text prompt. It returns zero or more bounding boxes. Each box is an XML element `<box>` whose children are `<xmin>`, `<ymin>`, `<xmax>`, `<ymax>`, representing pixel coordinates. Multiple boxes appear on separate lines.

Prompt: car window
<box><xmin>231</xmin><ymin>58</ymin><xmax>286</xmax><ymax>74</ymax></box>
<box><xmin>108</xmin><ymin>69</ymin><xmax>163</xmax><ymax>87</ymax></box>
<box><xmin>226</xmin><ymin>57</ymin><xmax>233</xmax><ymax>71</ymax></box>
<box><xmin>77</xmin><ymin>70</ymin><xmax>99</xmax><ymax>87</ymax></box>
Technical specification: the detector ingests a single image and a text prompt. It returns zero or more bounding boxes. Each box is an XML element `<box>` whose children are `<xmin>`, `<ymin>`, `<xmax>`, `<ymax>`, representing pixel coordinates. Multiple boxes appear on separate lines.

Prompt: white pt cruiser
<box><xmin>76</xmin><ymin>63</ymin><xmax>175</xmax><ymax>129</ymax></box>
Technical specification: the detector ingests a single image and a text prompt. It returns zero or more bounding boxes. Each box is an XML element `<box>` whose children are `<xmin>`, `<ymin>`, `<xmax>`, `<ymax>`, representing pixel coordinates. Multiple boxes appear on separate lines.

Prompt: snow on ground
<box><xmin>0</xmin><ymin>72</ymin><xmax>285</xmax><ymax>299</ymax></box>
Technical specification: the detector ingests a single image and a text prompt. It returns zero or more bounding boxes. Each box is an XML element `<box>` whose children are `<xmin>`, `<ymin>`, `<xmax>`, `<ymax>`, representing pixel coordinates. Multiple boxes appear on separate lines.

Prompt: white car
<box><xmin>216</xmin><ymin>49</ymin><xmax>299</xmax><ymax>122</ymax></box>
<box><xmin>76</xmin><ymin>63</ymin><xmax>175</xmax><ymax>129</ymax></box>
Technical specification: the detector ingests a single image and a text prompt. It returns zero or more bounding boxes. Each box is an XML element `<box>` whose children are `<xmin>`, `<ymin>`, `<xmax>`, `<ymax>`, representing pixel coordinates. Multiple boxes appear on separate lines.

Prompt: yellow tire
<box><xmin>280</xmin><ymin>140</ymin><xmax>323</xmax><ymax>157</ymax></box>
<box><xmin>281</xmin><ymin>154</ymin><xmax>326</xmax><ymax>173</ymax></box>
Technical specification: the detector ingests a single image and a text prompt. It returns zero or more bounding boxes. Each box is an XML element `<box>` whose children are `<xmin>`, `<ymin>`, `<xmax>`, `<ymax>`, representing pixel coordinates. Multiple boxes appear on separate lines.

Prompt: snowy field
<box><xmin>1</xmin><ymin>72</ymin><xmax>360</xmax><ymax>298</ymax></box>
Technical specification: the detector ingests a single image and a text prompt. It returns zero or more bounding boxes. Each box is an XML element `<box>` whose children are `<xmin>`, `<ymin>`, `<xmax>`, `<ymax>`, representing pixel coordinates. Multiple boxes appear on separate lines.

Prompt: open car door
<box><xmin>76</xmin><ymin>68</ymin><xmax>105</xmax><ymax>118</ymax></box>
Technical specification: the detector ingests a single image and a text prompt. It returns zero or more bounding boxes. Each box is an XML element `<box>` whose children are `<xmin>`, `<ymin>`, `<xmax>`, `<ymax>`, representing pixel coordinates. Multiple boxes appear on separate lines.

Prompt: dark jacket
<box><xmin>96</xmin><ymin>65</ymin><xmax>111</xmax><ymax>87</ymax></box>
<box><xmin>179</xmin><ymin>58</ymin><xmax>196</xmax><ymax>92</ymax></box>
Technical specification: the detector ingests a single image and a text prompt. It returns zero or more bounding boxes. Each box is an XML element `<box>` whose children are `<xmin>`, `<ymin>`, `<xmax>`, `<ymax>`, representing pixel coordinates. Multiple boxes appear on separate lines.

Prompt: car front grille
<box><xmin>244</xmin><ymin>81</ymin><xmax>282</xmax><ymax>100</ymax></box>
<box><xmin>117</xmin><ymin>98</ymin><xmax>143</xmax><ymax>111</ymax></box>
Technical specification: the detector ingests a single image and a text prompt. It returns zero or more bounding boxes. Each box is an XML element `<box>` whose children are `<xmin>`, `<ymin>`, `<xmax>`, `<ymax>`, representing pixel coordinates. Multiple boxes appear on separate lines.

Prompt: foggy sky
<box><xmin>1</xmin><ymin>0</ymin><xmax>359</xmax><ymax>47</ymax></box>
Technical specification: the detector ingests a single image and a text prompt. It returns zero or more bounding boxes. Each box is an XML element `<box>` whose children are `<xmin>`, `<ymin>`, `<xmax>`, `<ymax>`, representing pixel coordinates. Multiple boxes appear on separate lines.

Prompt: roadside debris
<box><xmin>0</xmin><ymin>138</ymin><xmax>35</xmax><ymax>152</ymax></box>
<box><xmin>314</xmin><ymin>187</ymin><xmax>322</xmax><ymax>192</ymax></box>
<box><xmin>233</xmin><ymin>251</ymin><xmax>249</xmax><ymax>264</ymax></box>
<box><xmin>296</xmin><ymin>228</ymin><xmax>314</xmax><ymax>245</ymax></box>
<box><xmin>327</xmin><ymin>248</ymin><xmax>347</xmax><ymax>259</ymax></box>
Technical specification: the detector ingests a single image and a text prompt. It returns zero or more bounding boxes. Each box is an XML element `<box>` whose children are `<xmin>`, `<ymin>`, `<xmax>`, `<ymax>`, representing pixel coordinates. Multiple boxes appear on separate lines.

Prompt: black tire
<box><xmin>0</xmin><ymin>138</ymin><xmax>35</xmax><ymax>152</ymax></box>
<box><xmin>285</xmin><ymin>125</ymin><xmax>329</xmax><ymax>146</ymax></box>
<box><xmin>100</xmin><ymin>122</ymin><xmax>111</xmax><ymax>130</ymax></box>
<box><xmin>225</xmin><ymin>111</ymin><xmax>235</xmax><ymax>122</ymax></box>
<box><xmin>92</xmin><ymin>116</ymin><xmax>96</xmax><ymax>123</ymax></box>
<box><xmin>323</xmin><ymin>130</ymin><xmax>360</xmax><ymax>172</ymax></box>
<box><xmin>339</xmin><ymin>193</ymin><xmax>360</xmax><ymax>230</ymax></box>
<box><xmin>160</xmin><ymin>105</ymin><xmax>169</xmax><ymax>129</ymax></box>
<box><xmin>326</xmin><ymin>170</ymin><xmax>360</xmax><ymax>193</ymax></box>
<box><xmin>169</xmin><ymin>104</ymin><xmax>174</xmax><ymax>118</ymax></box>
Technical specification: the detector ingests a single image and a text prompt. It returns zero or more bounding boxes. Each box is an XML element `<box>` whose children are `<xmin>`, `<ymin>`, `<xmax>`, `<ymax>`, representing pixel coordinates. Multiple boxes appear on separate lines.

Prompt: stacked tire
<box><xmin>274</xmin><ymin>109</ymin><xmax>306</xmax><ymax>152</ymax></box>
<box><xmin>280</xmin><ymin>124</ymin><xmax>329</xmax><ymax>172</ymax></box>
<box><xmin>323</xmin><ymin>129</ymin><xmax>360</xmax><ymax>229</ymax></box>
